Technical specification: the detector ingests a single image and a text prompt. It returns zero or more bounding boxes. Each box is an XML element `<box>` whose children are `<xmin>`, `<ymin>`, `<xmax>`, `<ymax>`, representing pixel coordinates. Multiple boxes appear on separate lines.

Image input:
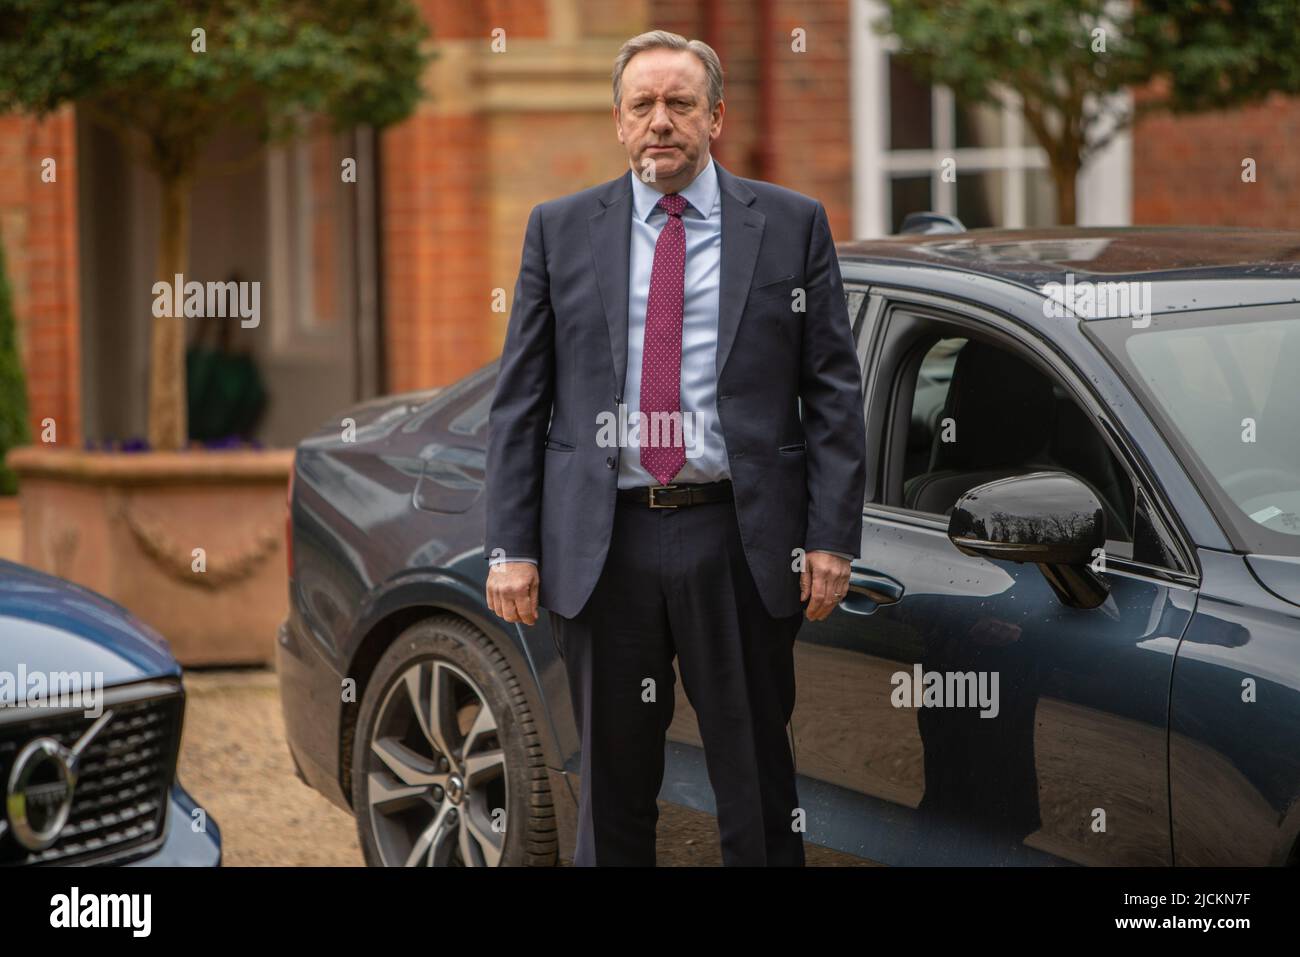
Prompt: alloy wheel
<box><xmin>365</xmin><ymin>659</ymin><xmax>508</xmax><ymax>866</ymax></box>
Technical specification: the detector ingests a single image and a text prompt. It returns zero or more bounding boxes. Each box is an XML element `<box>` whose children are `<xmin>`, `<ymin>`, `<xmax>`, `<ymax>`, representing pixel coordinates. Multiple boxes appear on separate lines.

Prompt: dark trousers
<box><xmin>549</xmin><ymin>495</ymin><xmax>806</xmax><ymax>866</ymax></box>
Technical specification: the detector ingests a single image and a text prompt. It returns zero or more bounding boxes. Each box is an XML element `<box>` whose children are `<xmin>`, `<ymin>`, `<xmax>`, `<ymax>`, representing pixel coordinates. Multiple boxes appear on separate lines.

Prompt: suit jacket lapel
<box><xmin>588</xmin><ymin>169</ymin><xmax>633</xmax><ymax>399</ymax></box>
<box><xmin>586</xmin><ymin>158</ymin><xmax>765</xmax><ymax>401</ymax></box>
<box><xmin>714</xmin><ymin>160</ymin><xmax>764</xmax><ymax>380</ymax></box>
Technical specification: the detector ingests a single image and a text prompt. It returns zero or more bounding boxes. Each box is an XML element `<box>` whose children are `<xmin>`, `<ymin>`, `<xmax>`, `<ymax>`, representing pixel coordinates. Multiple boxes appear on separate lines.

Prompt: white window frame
<box><xmin>851</xmin><ymin>0</ymin><xmax>1131</xmax><ymax>238</ymax></box>
<box><xmin>265</xmin><ymin>124</ymin><xmax>376</xmax><ymax>363</ymax></box>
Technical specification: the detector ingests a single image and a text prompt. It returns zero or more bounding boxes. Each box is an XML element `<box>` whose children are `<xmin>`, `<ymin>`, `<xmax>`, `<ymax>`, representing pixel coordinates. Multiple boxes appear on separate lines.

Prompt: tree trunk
<box><xmin>1050</xmin><ymin>156</ymin><xmax>1079</xmax><ymax>226</ymax></box>
<box><xmin>150</xmin><ymin>174</ymin><xmax>190</xmax><ymax>450</ymax></box>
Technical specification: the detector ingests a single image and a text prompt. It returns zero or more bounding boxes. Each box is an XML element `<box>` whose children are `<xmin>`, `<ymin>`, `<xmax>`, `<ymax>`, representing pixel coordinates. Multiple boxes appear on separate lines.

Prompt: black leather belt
<box><xmin>617</xmin><ymin>479</ymin><xmax>734</xmax><ymax>508</ymax></box>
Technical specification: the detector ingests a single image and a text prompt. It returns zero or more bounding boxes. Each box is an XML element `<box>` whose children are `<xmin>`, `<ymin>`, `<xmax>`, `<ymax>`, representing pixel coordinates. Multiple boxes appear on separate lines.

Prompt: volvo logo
<box><xmin>5</xmin><ymin>710</ymin><xmax>114</xmax><ymax>851</ymax></box>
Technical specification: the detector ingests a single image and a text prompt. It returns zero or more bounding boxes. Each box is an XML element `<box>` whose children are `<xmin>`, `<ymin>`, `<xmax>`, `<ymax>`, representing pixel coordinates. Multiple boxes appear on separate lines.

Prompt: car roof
<box><xmin>836</xmin><ymin>226</ymin><xmax>1300</xmax><ymax>315</ymax></box>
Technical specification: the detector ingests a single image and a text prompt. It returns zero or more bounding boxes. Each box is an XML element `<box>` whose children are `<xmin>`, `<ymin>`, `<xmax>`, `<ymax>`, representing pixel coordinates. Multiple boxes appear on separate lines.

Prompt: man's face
<box><xmin>615</xmin><ymin>48</ymin><xmax>723</xmax><ymax>191</ymax></box>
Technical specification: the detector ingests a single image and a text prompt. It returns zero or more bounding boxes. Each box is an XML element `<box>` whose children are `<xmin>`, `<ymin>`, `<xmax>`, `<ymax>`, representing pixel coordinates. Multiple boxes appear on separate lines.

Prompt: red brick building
<box><xmin>1</xmin><ymin>0</ymin><xmax>1296</xmax><ymax>449</ymax></box>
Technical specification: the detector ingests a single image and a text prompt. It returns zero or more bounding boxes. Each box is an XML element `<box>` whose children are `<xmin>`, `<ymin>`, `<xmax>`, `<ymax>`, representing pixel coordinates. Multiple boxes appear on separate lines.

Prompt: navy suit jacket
<box><xmin>485</xmin><ymin>159</ymin><xmax>867</xmax><ymax>619</ymax></box>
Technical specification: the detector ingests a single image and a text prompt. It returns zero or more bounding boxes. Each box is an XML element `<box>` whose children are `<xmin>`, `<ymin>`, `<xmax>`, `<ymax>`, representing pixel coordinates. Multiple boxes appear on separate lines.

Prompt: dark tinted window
<box><xmin>895</xmin><ymin>335</ymin><xmax>1136</xmax><ymax>548</ymax></box>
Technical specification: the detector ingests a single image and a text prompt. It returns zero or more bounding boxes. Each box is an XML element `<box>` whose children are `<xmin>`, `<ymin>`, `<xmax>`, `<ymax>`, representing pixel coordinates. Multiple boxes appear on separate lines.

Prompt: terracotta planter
<box><xmin>5</xmin><ymin>446</ymin><xmax>293</xmax><ymax>666</ymax></box>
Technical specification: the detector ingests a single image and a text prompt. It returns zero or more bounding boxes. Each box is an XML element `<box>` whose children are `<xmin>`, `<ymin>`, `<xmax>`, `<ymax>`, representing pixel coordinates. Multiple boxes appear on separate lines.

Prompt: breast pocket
<box><xmin>748</xmin><ymin>273</ymin><xmax>797</xmax><ymax>303</ymax></box>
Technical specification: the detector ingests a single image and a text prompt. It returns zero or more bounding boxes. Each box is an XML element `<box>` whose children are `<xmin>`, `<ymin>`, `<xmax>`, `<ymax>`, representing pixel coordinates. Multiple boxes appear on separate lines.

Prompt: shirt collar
<box><xmin>630</xmin><ymin>154</ymin><xmax>717</xmax><ymax>222</ymax></box>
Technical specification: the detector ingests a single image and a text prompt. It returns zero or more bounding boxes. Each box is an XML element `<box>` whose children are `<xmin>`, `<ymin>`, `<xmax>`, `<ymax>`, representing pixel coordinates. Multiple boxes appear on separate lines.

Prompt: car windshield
<box><xmin>1087</xmin><ymin>308</ymin><xmax>1300</xmax><ymax>556</ymax></box>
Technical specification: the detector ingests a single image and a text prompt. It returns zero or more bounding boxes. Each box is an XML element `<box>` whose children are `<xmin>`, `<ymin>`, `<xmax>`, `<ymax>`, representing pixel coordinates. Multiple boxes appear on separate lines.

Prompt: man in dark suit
<box><xmin>485</xmin><ymin>29</ymin><xmax>867</xmax><ymax>866</ymax></box>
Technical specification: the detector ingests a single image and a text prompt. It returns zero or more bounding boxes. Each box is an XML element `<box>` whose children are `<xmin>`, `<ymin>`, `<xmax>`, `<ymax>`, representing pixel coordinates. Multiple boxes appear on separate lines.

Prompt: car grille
<box><xmin>0</xmin><ymin>680</ymin><xmax>183</xmax><ymax>865</ymax></box>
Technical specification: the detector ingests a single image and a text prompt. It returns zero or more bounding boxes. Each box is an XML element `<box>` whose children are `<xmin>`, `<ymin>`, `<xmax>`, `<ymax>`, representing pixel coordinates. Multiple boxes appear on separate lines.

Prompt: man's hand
<box><xmin>487</xmin><ymin>562</ymin><xmax>540</xmax><ymax>626</ymax></box>
<box><xmin>800</xmin><ymin>550</ymin><xmax>850</xmax><ymax>622</ymax></box>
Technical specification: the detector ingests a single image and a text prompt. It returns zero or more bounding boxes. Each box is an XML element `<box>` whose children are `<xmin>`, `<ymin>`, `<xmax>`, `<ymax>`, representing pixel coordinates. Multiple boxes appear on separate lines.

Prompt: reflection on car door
<box><xmin>791</xmin><ymin>306</ymin><xmax>1196</xmax><ymax>866</ymax></box>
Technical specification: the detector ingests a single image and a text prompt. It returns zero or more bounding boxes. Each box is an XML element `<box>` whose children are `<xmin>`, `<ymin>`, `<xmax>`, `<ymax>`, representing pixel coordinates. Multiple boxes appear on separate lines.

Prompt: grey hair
<box><xmin>612</xmin><ymin>30</ymin><xmax>723</xmax><ymax>112</ymax></box>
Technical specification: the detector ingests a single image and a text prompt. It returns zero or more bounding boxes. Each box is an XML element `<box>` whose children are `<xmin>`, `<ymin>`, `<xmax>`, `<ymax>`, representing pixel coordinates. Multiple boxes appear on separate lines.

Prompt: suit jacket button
<box><xmin>606</xmin><ymin>457</ymin><xmax>615</xmax><ymax>468</ymax></box>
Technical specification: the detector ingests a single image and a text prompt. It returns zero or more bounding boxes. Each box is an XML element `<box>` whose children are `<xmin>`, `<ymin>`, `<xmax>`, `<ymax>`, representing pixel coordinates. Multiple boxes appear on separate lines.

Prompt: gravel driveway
<box><xmin>177</xmin><ymin>668</ymin><xmax>363</xmax><ymax>866</ymax></box>
<box><xmin>177</xmin><ymin>667</ymin><xmax>869</xmax><ymax>866</ymax></box>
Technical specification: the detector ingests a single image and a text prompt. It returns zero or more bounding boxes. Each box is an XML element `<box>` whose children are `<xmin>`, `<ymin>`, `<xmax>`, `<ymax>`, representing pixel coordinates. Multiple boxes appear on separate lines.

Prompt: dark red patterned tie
<box><xmin>639</xmin><ymin>192</ymin><xmax>688</xmax><ymax>485</ymax></box>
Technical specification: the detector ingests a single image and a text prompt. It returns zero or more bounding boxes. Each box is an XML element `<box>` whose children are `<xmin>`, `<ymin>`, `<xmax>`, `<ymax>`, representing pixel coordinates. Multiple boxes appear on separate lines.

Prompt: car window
<box><xmin>903</xmin><ymin>337</ymin><xmax>965</xmax><ymax>483</ymax></box>
<box><xmin>845</xmin><ymin>287</ymin><xmax>867</xmax><ymax>336</ymax></box>
<box><xmin>1089</xmin><ymin>310</ymin><xmax>1300</xmax><ymax>557</ymax></box>
<box><xmin>845</xmin><ymin>286</ymin><xmax>877</xmax><ymax>399</ymax></box>
<box><xmin>893</xmin><ymin>334</ymin><xmax>1136</xmax><ymax>548</ymax></box>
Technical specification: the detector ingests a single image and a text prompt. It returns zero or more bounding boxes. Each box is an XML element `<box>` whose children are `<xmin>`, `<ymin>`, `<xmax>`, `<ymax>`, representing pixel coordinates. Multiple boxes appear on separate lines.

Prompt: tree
<box><xmin>875</xmin><ymin>0</ymin><xmax>1300</xmax><ymax>224</ymax></box>
<box><xmin>0</xmin><ymin>0</ymin><xmax>431</xmax><ymax>449</ymax></box>
<box><xmin>0</xmin><ymin>232</ymin><xmax>31</xmax><ymax>493</ymax></box>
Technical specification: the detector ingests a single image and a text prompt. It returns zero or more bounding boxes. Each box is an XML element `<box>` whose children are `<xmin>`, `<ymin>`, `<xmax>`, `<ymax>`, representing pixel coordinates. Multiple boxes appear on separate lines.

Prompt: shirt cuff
<box><xmin>809</xmin><ymin>549</ymin><xmax>853</xmax><ymax>560</ymax></box>
<box><xmin>488</xmin><ymin>555</ymin><xmax>538</xmax><ymax>566</ymax></box>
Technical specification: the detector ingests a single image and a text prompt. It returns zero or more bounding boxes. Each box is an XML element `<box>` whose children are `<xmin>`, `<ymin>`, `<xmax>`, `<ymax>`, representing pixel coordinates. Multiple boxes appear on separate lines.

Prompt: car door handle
<box><xmin>839</xmin><ymin>566</ymin><xmax>904</xmax><ymax>616</ymax></box>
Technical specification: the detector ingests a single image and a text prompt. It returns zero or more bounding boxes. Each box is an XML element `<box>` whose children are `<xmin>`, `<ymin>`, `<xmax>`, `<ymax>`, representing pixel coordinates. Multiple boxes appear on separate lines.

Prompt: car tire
<box><xmin>351</xmin><ymin>614</ymin><xmax>557</xmax><ymax>866</ymax></box>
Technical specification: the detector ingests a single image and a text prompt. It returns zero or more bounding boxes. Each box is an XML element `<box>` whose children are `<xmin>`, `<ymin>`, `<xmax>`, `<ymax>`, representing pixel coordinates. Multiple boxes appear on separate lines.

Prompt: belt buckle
<box><xmin>648</xmin><ymin>484</ymin><xmax>679</xmax><ymax>508</ymax></box>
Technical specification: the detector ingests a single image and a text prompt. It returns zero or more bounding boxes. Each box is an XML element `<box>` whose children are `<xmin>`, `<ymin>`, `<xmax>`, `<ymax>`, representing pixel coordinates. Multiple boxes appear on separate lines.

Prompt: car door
<box><xmin>661</xmin><ymin>282</ymin><xmax>876</xmax><ymax>809</ymax></box>
<box><xmin>790</xmin><ymin>293</ymin><xmax>1199</xmax><ymax>866</ymax></box>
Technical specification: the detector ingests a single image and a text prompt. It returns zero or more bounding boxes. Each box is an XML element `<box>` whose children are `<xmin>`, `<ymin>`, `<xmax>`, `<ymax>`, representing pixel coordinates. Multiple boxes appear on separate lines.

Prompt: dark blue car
<box><xmin>0</xmin><ymin>559</ymin><xmax>221</xmax><ymax>866</ymax></box>
<box><xmin>278</xmin><ymin>224</ymin><xmax>1300</xmax><ymax>866</ymax></box>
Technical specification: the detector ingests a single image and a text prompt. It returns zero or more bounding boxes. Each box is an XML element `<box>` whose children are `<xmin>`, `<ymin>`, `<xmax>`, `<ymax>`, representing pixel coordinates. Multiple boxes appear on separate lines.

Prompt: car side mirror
<box><xmin>946</xmin><ymin>471</ymin><xmax>1110</xmax><ymax>609</ymax></box>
